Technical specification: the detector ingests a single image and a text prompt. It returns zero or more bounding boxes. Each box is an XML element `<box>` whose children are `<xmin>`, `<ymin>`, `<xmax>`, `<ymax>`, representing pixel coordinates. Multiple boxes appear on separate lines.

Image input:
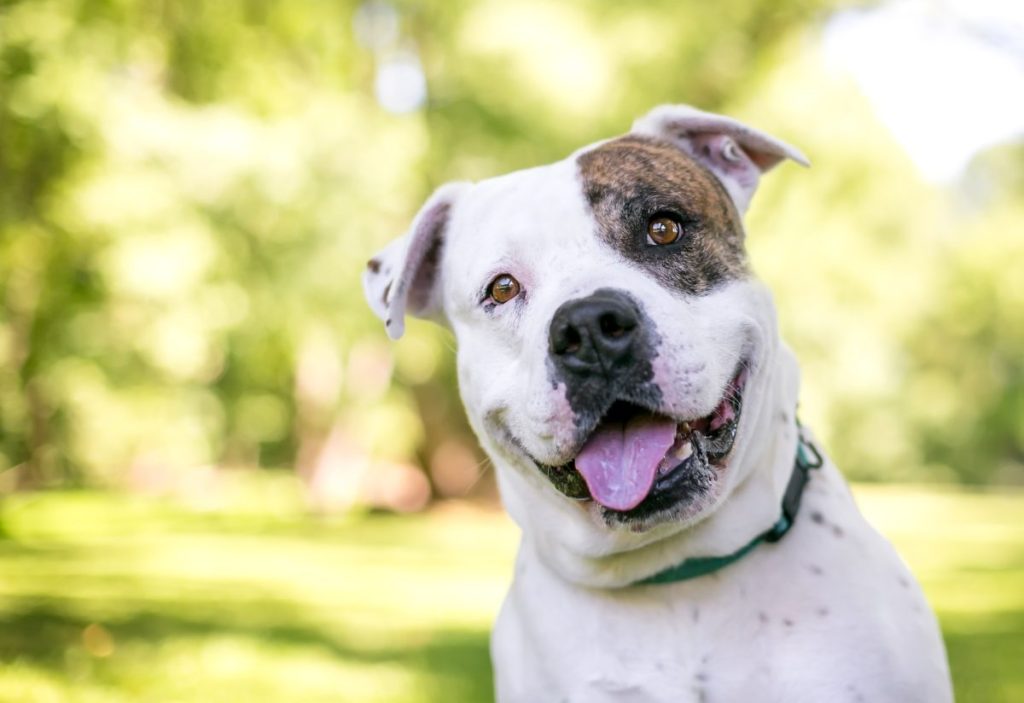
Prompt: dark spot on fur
<box><xmin>809</xmin><ymin>509</ymin><xmax>844</xmax><ymax>537</ymax></box>
<box><xmin>846</xmin><ymin>684</ymin><xmax>866</xmax><ymax>703</ymax></box>
<box><xmin>816</xmin><ymin>607</ymin><xmax>829</xmax><ymax>617</ymax></box>
<box><xmin>758</xmin><ymin>611</ymin><xmax>769</xmax><ymax>624</ymax></box>
<box><xmin>577</xmin><ymin>136</ymin><xmax>749</xmax><ymax>297</ymax></box>
<box><xmin>899</xmin><ymin>576</ymin><xmax>910</xmax><ymax>589</ymax></box>
<box><xmin>382</xmin><ymin>281</ymin><xmax>392</xmax><ymax>306</ymax></box>
<box><xmin>692</xmin><ymin>607</ymin><xmax>700</xmax><ymax>624</ymax></box>
<box><xmin>808</xmin><ymin>564</ymin><xmax>823</xmax><ymax>576</ymax></box>
<box><xmin>783</xmin><ymin>618</ymin><xmax>794</xmax><ymax>627</ymax></box>
<box><xmin>693</xmin><ymin>677</ymin><xmax>711</xmax><ymax>699</ymax></box>
<box><xmin>366</xmin><ymin>258</ymin><xmax>381</xmax><ymax>273</ymax></box>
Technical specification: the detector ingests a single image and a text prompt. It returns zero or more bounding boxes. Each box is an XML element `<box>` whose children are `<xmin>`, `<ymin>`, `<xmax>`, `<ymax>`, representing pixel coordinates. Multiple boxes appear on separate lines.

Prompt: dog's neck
<box><xmin>520</xmin><ymin>346</ymin><xmax>803</xmax><ymax>589</ymax></box>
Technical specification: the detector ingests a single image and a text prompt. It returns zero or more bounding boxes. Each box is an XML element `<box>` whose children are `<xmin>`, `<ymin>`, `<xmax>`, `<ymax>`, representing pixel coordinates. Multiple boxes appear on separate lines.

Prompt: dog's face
<box><xmin>364</xmin><ymin>105</ymin><xmax>806</xmax><ymax>549</ymax></box>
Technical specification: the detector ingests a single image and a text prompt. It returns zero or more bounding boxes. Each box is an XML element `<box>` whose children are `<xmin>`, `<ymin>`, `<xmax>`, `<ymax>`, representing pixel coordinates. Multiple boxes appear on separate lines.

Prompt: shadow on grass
<box><xmin>0</xmin><ymin>599</ymin><xmax>494</xmax><ymax>703</ymax></box>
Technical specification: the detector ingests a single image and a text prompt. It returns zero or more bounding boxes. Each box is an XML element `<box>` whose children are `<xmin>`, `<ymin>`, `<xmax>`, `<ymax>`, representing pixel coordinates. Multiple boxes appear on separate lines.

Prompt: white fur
<box><xmin>362</xmin><ymin>105</ymin><xmax>953</xmax><ymax>702</ymax></box>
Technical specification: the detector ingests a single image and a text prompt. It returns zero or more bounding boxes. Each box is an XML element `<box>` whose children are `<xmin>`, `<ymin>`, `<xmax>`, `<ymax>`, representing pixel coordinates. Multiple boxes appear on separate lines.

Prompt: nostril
<box><xmin>552</xmin><ymin>322</ymin><xmax>583</xmax><ymax>356</ymax></box>
<box><xmin>599</xmin><ymin>314</ymin><xmax>622</xmax><ymax>338</ymax></box>
<box><xmin>562</xmin><ymin>327</ymin><xmax>582</xmax><ymax>354</ymax></box>
<box><xmin>599</xmin><ymin>312</ymin><xmax>635</xmax><ymax>339</ymax></box>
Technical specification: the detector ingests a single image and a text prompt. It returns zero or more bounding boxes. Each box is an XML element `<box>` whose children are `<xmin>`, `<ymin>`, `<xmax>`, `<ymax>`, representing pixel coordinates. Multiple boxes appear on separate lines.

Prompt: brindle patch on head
<box><xmin>577</xmin><ymin>135</ymin><xmax>750</xmax><ymax>294</ymax></box>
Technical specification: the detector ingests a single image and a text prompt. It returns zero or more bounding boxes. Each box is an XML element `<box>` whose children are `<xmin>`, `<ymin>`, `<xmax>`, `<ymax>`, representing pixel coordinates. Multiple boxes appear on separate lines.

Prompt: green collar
<box><xmin>635</xmin><ymin>429</ymin><xmax>823</xmax><ymax>586</ymax></box>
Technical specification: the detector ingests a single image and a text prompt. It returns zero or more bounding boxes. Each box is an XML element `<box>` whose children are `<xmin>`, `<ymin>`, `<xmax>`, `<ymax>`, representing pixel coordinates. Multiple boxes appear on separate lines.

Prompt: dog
<box><xmin>363</xmin><ymin>105</ymin><xmax>953</xmax><ymax>702</ymax></box>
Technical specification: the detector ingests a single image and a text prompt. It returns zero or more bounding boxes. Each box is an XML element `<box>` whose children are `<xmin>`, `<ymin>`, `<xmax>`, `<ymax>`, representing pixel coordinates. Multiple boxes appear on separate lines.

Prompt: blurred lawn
<box><xmin>0</xmin><ymin>482</ymin><xmax>1021</xmax><ymax>702</ymax></box>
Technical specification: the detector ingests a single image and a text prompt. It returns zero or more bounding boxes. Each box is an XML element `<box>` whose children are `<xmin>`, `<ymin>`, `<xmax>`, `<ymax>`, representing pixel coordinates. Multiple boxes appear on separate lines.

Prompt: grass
<box><xmin>0</xmin><ymin>479</ymin><xmax>1021</xmax><ymax>702</ymax></box>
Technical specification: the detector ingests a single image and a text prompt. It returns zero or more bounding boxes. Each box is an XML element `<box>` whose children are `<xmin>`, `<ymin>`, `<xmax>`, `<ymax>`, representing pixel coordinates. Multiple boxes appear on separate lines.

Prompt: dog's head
<box><xmin>364</xmin><ymin>105</ymin><xmax>807</xmax><ymax>547</ymax></box>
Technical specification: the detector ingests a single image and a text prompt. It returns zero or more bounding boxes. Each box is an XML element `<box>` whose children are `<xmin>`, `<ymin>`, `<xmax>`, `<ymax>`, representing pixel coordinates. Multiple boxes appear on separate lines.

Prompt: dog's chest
<box><xmin>491</xmin><ymin>475</ymin><xmax>949</xmax><ymax>703</ymax></box>
<box><xmin>495</xmin><ymin>557</ymin><xmax>812</xmax><ymax>703</ymax></box>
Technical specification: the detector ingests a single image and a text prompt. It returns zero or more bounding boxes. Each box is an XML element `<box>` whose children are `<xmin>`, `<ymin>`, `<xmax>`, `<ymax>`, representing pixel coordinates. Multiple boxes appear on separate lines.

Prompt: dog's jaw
<box><xmin>495</xmin><ymin>358</ymin><xmax>751</xmax><ymax>531</ymax></box>
<box><xmin>484</xmin><ymin>335</ymin><xmax>802</xmax><ymax>588</ymax></box>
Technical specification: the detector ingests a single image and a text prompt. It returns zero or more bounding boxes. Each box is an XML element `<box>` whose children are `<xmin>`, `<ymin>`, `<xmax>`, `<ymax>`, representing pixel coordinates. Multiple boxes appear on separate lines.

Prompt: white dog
<box><xmin>363</xmin><ymin>105</ymin><xmax>953</xmax><ymax>702</ymax></box>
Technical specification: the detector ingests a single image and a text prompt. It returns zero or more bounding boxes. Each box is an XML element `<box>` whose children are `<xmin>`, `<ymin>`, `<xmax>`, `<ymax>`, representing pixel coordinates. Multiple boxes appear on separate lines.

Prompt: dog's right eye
<box><xmin>487</xmin><ymin>274</ymin><xmax>521</xmax><ymax>304</ymax></box>
<box><xmin>646</xmin><ymin>214</ymin><xmax>684</xmax><ymax>246</ymax></box>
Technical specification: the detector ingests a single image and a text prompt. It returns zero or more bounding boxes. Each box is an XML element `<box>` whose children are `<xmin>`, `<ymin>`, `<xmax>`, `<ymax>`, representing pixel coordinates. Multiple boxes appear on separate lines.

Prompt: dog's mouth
<box><xmin>536</xmin><ymin>365</ymin><xmax>748</xmax><ymax>520</ymax></box>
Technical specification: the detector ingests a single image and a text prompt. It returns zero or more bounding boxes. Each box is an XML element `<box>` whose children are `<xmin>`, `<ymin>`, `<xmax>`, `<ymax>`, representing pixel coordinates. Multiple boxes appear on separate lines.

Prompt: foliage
<box><xmin>0</xmin><ymin>0</ymin><xmax>1022</xmax><ymax>491</ymax></box>
<box><xmin>903</xmin><ymin>167</ymin><xmax>1024</xmax><ymax>484</ymax></box>
<box><xmin>0</xmin><ymin>485</ymin><xmax>1022</xmax><ymax>701</ymax></box>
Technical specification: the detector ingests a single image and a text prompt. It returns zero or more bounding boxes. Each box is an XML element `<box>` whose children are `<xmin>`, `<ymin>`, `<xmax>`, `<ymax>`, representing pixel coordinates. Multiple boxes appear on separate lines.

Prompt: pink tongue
<box><xmin>574</xmin><ymin>414</ymin><xmax>678</xmax><ymax>511</ymax></box>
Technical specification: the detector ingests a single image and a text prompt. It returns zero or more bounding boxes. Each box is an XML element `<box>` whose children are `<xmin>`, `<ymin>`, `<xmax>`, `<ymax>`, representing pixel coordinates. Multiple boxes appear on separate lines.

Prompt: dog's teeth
<box><xmin>674</xmin><ymin>440</ymin><xmax>693</xmax><ymax>461</ymax></box>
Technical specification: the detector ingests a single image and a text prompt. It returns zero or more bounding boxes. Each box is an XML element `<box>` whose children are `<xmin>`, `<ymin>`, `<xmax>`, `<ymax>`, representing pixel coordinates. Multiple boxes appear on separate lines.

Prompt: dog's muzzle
<box><xmin>536</xmin><ymin>288</ymin><xmax>748</xmax><ymax>524</ymax></box>
<box><xmin>547</xmin><ymin>288</ymin><xmax>662</xmax><ymax>423</ymax></box>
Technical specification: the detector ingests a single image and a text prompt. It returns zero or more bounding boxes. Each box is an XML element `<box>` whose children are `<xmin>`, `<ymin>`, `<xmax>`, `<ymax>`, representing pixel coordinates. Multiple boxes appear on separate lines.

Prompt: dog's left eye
<box><xmin>646</xmin><ymin>214</ymin><xmax>684</xmax><ymax>246</ymax></box>
<box><xmin>487</xmin><ymin>274</ymin><xmax>521</xmax><ymax>304</ymax></box>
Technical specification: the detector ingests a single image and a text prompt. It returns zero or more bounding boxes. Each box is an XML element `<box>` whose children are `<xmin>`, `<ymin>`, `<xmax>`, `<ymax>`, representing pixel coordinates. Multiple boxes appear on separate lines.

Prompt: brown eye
<box><xmin>488</xmin><ymin>274</ymin><xmax>521</xmax><ymax>304</ymax></box>
<box><xmin>647</xmin><ymin>215</ymin><xmax>683</xmax><ymax>245</ymax></box>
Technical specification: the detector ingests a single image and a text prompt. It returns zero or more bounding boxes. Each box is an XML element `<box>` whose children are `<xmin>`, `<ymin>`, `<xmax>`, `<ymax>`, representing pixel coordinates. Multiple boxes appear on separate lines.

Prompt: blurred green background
<box><xmin>1</xmin><ymin>0</ymin><xmax>1022</xmax><ymax>701</ymax></box>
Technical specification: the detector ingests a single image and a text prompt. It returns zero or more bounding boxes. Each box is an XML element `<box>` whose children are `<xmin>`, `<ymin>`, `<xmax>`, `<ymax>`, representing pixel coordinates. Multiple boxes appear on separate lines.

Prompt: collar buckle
<box><xmin>765</xmin><ymin>432</ymin><xmax>821</xmax><ymax>543</ymax></box>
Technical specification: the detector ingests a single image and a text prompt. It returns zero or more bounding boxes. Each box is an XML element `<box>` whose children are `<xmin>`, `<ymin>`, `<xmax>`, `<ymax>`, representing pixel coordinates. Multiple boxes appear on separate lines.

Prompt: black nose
<box><xmin>549</xmin><ymin>289</ymin><xmax>642</xmax><ymax>376</ymax></box>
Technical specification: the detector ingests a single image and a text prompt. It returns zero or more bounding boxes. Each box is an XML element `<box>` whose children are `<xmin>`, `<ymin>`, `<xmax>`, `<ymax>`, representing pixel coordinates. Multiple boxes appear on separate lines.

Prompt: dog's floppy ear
<box><xmin>363</xmin><ymin>182</ymin><xmax>469</xmax><ymax>340</ymax></box>
<box><xmin>631</xmin><ymin>104</ymin><xmax>809</xmax><ymax>213</ymax></box>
